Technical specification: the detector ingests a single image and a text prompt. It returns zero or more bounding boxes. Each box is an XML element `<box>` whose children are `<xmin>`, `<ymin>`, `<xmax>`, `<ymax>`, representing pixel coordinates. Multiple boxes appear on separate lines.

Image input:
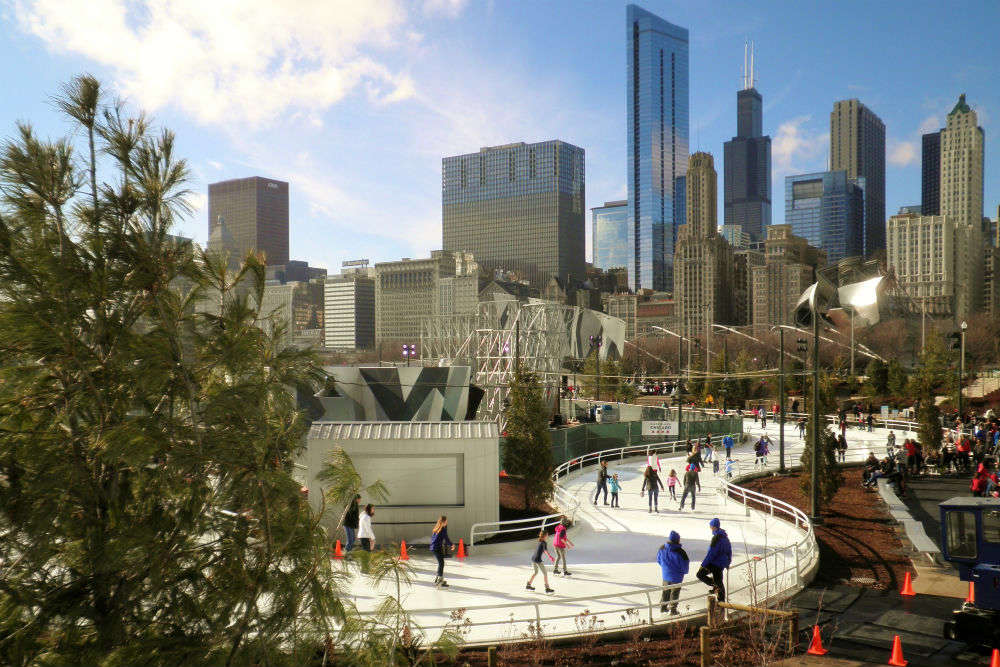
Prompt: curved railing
<box><xmin>469</xmin><ymin>433</ymin><xmax>742</xmax><ymax>546</ymax></box>
<box><xmin>369</xmin><ymin>440</ymin><xmax>818</xmax><ymax>646</ymax></box>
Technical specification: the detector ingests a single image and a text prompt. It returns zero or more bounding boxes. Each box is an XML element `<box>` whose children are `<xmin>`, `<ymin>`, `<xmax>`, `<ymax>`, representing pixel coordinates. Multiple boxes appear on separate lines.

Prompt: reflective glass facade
<box><xmin>921</xmin><ymin>131</ymin><xmax>941</xmax><ymax>216</ymax></box>
<box><xmin>442</xmin><ymin>140</ymin><xmax>585</xmax><ymax>286</ymax></box>
<box><xmin>626</xmin><ymin>4</ymin><xmax>689</xmax><ymax>292</ymax></box>
<box><xmin>592</xmin><ymin>200</ymin><xmax>629</xmax><ymax>270</ymax></box>
<box><xmin>785</xmin><ymin>171</ymin><xmax>864</xmax><ymax>264</ymax></box>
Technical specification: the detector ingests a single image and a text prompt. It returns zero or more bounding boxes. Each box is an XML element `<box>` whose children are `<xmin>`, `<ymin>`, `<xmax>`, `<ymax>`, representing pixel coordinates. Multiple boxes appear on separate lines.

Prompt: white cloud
<box><xmin>14</xmin><ymin>0</ymin><xmax>419</xmax><ymax>127</ymax></box>
<box><xmin>918</xmin><ymin>114</ymin><xmax>941</xmax><ymax>135</ymax></box>
<box><xmin>888</xmin><ymin>140</ymin><xmax>918</xmax><ymax>167</ymax></box>
<box><xmin>422</xmin><ymin>0</ymin><xmax>468</xmax><ymax>17</ymax></box>
<box><xmin>772</xmin><ymin>115</ymin><xmax>828</xmax><ymax>174</ymax></box>
<box><xmin>207</xmin><ymin>160</ymin><xmax>222</xmax><ymax>170</ymax></box>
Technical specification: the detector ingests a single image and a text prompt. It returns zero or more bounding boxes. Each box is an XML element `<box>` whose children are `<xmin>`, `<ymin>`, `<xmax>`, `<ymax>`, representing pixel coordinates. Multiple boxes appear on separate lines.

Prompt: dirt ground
<box><xmin>743</xmin><ymin>468</ymin><xmax>913</xmax><ymax>592</ymax></box>
<box><xmin>456</xmin><ymin>468</ymin><xmax>910</xmax><ymax>666</ymax></box>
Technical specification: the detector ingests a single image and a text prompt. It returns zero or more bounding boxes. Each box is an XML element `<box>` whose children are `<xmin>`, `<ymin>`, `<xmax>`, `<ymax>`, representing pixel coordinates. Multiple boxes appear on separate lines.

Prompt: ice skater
<box><xmin>526</xmin><ymin>530</ymin><xmax>555</xmax><ymax>593</ymax></box>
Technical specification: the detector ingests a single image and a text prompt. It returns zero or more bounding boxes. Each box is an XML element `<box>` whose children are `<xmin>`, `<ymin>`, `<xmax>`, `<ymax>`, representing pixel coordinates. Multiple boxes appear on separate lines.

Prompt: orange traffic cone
<box><xmin>806</xmin><ymin>624</ymin><xmax>828</xmax><ymax>656</ymax></box>
<box><xmin>965</xmin><ymin>581</ymin><xmax>975</xmax><ymax>604</ymax></box>
<box><xmin>456</xmin><ymin>538</ymin><xmax>467</xmax><ymax>559</ymax></box>
<box><xmin>990</xmin><ymin>648</ymin><xmax>1000</xmax><ymax>667</ymax></box>
<box><xmin>399</xmin><ymin>540</ymin><xmax>410</xmax><ymax>561</ymax></box>
<box><xmin>900</xmin><ymin>571</ymin><xmax>915</xmax><ymax>596</ymax></box>
<box><xmin>887</xmin><ymin>634</ymin><xmax>908</xmax><ymax>667</ymax></box>
<box><xmin>333</xmin><ymin>540</ymin><xmax>343</xmax><ymax>559</ymax></box>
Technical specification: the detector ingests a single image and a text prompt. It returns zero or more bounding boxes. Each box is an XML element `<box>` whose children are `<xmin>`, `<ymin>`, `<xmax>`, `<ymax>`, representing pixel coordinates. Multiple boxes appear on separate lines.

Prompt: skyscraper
<box><xmin>674</xmin><ymin>152</ymin><xmax>733</xmax><ymax>337</ymax></box>
<box><xmin>830</xmin><ymin>99</ymin><xmax>885</xmax><ymax>256</ymax></box>
<box><xmin>626</xmin><ymin>4</ymin><xmax>689</xmax><ymax>292</ymax></box>
<box><xmin>442</xmin><ymin>140</ymin><xmax>585</xmax><ymax>287</ymax></box>
<box><xmin>939</xmin><ymin>95</ymin><xmax>984</xmax><ymax>229</ymax></box>
<box><xmin>785</xmin><ymin>171</ymin><xmax>865</xmax><ymax>264</ymax></box>
<box><xmin>207</xmin><ymin>176</ymin><xmax>289</xmax><ymax>266</ymax></box>
<box><xmin>723</xmin><ymin>42</ymin><xmax>771</xmax><ymax>242</ymax></box>
<box><xmin>592</xmin><ymin>200</ymin><xmax>629</xmax><ymax>271</ymax></box>
<box><xmin>921</xmin><ymin>131</ymin><xmax>941</xmax><ymax>216</ymax></box>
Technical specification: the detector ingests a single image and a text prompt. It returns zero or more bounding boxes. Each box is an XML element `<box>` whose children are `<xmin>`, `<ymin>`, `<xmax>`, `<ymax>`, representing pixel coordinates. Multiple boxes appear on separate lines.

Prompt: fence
<box><xmin>376</xmin><ymin>440</ymin><xmax>818</xmax><ymax>647</ymax></box>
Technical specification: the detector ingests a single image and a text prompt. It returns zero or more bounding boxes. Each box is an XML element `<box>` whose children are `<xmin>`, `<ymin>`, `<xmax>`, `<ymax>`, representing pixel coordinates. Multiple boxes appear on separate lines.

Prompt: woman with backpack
<box><xmin>429</xmin><ymin>515</ymin><xmax>455</xmax><ymax>588</ymax></box>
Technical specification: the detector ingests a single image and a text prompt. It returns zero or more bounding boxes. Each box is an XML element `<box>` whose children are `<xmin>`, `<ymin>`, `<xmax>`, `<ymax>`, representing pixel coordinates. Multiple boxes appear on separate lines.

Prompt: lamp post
<box><xmin>771</xmin><ymin>326</ymin><xmax>788</xmax><ymax>473</ymax></box>
<box><xmin>402</xmin><ymin>343</ymin><xmax>416</xmax><ymax>367</ymax></box>
<box><xmin>958</xmin><ymin>320</ymin><xmax>968</xmax><ymax>420</ymax></box>
<box><xmin>809</xmin><ymin>306</ymin><xmax>821</xmax><ymax>523</ymax></box>
<box><xmin>651</xmin><ymin>325</ymin><xmax>685</xmax><ymax>435</ymax></box>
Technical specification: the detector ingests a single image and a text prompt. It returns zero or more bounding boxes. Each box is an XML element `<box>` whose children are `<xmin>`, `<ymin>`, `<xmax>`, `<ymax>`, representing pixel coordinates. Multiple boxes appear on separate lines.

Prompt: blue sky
<box><xmin>2</xmin><ymin>0</ymin><xmax>998</xmax><ymax>271</ymax></box>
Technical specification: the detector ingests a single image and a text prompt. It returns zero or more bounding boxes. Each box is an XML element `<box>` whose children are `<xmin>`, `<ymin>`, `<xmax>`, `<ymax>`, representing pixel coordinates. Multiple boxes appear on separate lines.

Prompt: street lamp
<box><xmin>402</xmin><ymin>343</ymin><xmax>416</xmax><ymax>367</ymax></box>
<box><xmin>651</xmin><ymin>325</ymin><xmax>685</xmax><ymax>436</ymax></box>
<box><xmin>958</xmin><ymin>320</ymin><xmax>968</xmax><ymax>420</ymax></box>
<box><xmin>770</xmin><ymin>325</ymin><xmax>788</xmax><ymax>472</ymax></box>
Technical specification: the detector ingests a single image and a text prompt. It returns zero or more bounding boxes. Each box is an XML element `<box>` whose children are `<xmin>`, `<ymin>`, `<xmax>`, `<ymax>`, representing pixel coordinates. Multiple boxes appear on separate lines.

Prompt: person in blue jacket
<box><xmin>429</xmin><ymin>515</ymin><xmax>455</xmax><ymax>588</ymax></box>
<box><xmin>696</xmin><ymin>517</ymin><xmax>732</xmax><ymax>602</ymax></box>
<box><xmin>657</xmin><ymin>530</ymin><xmax>690</xmax><ymax>615</ymax></box>
<box><xmin>722</xmin><ymin>433</ymin><xmax>735</xmax><ymax>459</ymax></box>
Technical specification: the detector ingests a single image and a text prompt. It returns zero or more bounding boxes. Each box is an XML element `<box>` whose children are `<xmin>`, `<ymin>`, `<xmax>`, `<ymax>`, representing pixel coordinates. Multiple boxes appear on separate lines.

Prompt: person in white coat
<box><xmin>358</xmin><ymin>503</ymin><xmax>376</xmax><ymax>551</ymax></box>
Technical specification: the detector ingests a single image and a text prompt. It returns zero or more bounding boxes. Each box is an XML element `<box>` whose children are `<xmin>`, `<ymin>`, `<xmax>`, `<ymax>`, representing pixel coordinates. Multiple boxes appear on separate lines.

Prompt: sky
<box><xmin>1</xmin><ymin>0</ymin><xmax>998</xmax><ymax>272</ymax></box>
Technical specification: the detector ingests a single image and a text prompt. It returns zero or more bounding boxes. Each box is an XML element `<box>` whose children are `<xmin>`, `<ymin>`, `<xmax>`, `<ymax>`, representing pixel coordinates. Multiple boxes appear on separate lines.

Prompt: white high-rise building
<box><xmin>324</xmin><ymin>263</ymin><xmax>375</xmax><ymax>350</ymax></box>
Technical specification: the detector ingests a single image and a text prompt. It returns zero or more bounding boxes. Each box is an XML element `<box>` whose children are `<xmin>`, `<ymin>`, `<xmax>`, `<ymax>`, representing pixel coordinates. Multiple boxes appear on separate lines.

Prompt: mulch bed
<box><xmin>742</xmin><ymin>467</ymin><xmax>913</xmax><ymax>591</ymax></box>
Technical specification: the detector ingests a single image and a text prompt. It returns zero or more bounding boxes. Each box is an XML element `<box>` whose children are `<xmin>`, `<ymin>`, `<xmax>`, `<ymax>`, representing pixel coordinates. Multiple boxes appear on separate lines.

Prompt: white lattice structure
<box><xmin>421</xmin><ymin>299</ymin><xmax>625</xmax><ymax>426</ymax></box>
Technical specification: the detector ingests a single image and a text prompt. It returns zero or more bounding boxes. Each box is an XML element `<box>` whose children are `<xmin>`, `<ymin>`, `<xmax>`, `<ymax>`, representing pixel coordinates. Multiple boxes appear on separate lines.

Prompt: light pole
<box><xmin>770</xmin><ymin>326</ymin><xmax>788</xmax><ymax>473</ymax></box>
<box><xmin>810</xmin><ymin>305</ymin><xmax>821</xmax><ymax>523</ymax></box>
<box><xmin>958</xmin><ymin>320</ymin><xmax>968</xmax><ymax>419</ymax></box>
<box><xmin>848</xmin><ymin>306</ymin><xmax>855</xmax><ymax>378</ymax></box>
<box><xmin>651</xmin><ymin>325</ymin><xmax>685</xmax><ymax>435</ymax></box>
<box><xmin>402</xmin><ymin>343</ymin><xmax>416</xmax><ymax>367</ymax></box>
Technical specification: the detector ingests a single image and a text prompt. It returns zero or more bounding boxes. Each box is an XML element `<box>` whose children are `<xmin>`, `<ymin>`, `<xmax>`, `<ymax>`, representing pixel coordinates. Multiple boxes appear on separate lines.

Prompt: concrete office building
<box><xmin>785</xmin><ymin>171</ymin><xmax>865</xmax><ymax>264</ymax></box>
<box><xmin>886</xmin><ymin>212</ymin><xmax>975</xmax><ymax>319</ymax></box>
<box><xmin>921</xmin><ymin>131</ymin><xmax>941</xmax><ymax>216</ymax></box>
<box><xmin>674</xmin><ymin>153</ymin><xmax>734</xmax><ymax>338</ymax></box>
<box><xmin>208</xmin><ymin>176</ymin><xmax>289</xmax><ymax>266</ymax></box>
<box><xmin>626</xmin><ymin>4</ymin><xmax>689</xmax><ymax>292</ymax></box>
<box><xmin>830</xmin><ymin>99</ymin><xmax>885</xmax><ymax>256</ymax></box>
<box><xmin>723</xmin><ymin>42</ymin><xmax>771</xmax><ymax>242</ymax></box>
<box><xmin>592</xmin><ymin>200</ymin><xmax>630</xmax><ymax>271</ymax></box>
<box><xmin>258</xmin><ymin>279</ymin><xmax>324</xmax><ymax>350</ymax></box>
<box><xmin>324</xmin><ymin>262</ymin><xmax>375</xmax><ymax>350</ymax></box>
<box><xmin>939</xmin><ymin>95</ymin><xmax>984</xmax><ymax>230</ymax></box>
<box><xmin>442</xmin><ymin>140</ymin><xmax>584</xmax><ymax>287</ymax></box>
<box><xmin>751</xmin><ymin>225</ymin><xmax>825</xmax><ymax>329</ymax></box>
<box><xmin>375</xmin><ymin>251</ymin><xmax>478</xmax><ymax>348</ymax></box>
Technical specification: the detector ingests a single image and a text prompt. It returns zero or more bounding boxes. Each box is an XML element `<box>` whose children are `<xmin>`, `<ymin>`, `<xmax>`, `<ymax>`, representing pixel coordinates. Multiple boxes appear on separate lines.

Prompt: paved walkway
<box><xmin>344</xmin><ymin>419</ymin><xmax>916</xmax><ymax>645</ymax></box>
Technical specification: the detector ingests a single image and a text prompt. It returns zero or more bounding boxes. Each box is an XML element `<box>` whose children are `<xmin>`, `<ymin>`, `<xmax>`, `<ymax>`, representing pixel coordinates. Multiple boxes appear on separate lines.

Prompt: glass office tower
<box><xmin>785</xmin><ymin>171</ymin><xmax>865</xmax><ymax>264</ymax></box>
<box><xmin>592</xmin><ymin>200</ymin><xmax>629</xmax><ymax>270</ymax></box>
<box><xmin>442</xmin><ymin>140</ymin><xmax>585</xmax><ymax>287</ymax></box>
<box><xmin>723</xmin><ymin>69</ymin><xmax>771</xmax><ymax>242</ymax></box>
<box><xmin>626</xmin><ymin>4</ymin><xmax>689</xmax><ymax>292</ymax></box>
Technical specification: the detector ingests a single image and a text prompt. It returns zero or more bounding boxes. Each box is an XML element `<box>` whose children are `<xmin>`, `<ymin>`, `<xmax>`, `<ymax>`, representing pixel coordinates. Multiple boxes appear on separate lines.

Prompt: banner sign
<box><xmin>642</xmin><ymin>421</ymin><xmax>679</xmax><ymax>437</ymax></box>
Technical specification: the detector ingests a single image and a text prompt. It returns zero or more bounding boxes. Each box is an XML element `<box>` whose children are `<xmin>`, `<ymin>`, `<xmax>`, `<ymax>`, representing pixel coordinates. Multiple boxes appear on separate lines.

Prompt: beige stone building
<box><xmin>732</xmin><ymin>248</ymin><xmax>764</xmax><ymax>326</ymax></box>
<box><xmin>751</xmin><ymin>225</ymin><xmax>824</xmax><ymax>329</ymax></box>
<box><xmin>673</xmin><ymin>152</ymin><xmax>734</xmax><ymax>338</ymax></box>
<box><xmin>374</xmin><ymin>251</ymin><xmax>478</xmax><ymax>348</ymax></box>
<box><xmin>886</xmin><ymin>95</ymin><xmax>984</xmax><ymax>321</ymax></box>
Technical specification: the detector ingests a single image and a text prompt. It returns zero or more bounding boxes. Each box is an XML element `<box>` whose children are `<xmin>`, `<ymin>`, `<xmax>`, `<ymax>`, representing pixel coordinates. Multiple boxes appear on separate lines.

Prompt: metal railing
<box><xmin>470</xmin><ymin>433</ymin><xmax>741</xmax><ymax>546</ymax></box>
<box><xmin>364</xmin><ymin>443</ymin><xmax>818</xmax><ymax>647</ymax></box>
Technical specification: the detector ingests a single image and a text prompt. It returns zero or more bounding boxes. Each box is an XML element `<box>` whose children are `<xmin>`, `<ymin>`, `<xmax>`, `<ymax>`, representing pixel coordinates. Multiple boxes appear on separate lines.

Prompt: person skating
<box><xmin>526</xmin><ymin>530</ymin><xmax>555</xmax><ymax>593</ymax></box>
<box><xmin>657</xmin><ymin>531</ymin><xmax>690</xmax><ymax>615</ymax></box>
<box><xmin>722</xmin><ymin>433</ymin><xmax>734</xmax><ymax>459</ymax></box>
<box><xmin>593</xmin><ymin>460</ymin><xmax>610</xmax><ymax>505</ymax></box>
<box><xmin>552</xmin><ymin>517</ymin><xmax>574</xmax><ymax>576</ymax></box>
<box><xmin>679</xmin><ymin>464</ymin><xmax>699</xmax><ymax>510</ymax></box>
<box><xmin>430</xmin><ymin>515</ymin><xmax>455</xmax><ymax>587</ymax></box>
<box><xmin>886</xmin><ymin>430</ymin><xmax>896</xmax><ymax>458</ymax></box>
<box><xmin>836</xmin><ymin>433</ymin><xmax>847</xmax><ymax>463</ymax></box>
<box><xmin>609</xmin><ymin>474</ymin><xmax>622</xmax><ymax>508</ymax></box>
<box><xmin>797</xmin><ymin>418</ymin><xmax>806</xmax><ymax>439</ymax></box>
<box><xmin>358</xmin><ymin>503</ymin><xmax>376</xmax><ymax>552</ymax></box>
<box><xmin>724</xmin><ymin>457</ymin><xmax>734</xmax><ymax>479</ymax></box>
<box><xmin>641</xmin><ymin>465</ymin><xmax>665</xmax><ymax>512</ymax></box>
<box><xmin>666</xmin><ymin>468</ymin><xmax>679</xmax><ymax>500</ymax></box>
<box><xmin>343</xmin><ymin>493</ymin><xmax>361</xmax><ymax>552</ymax></box>
<box><xmin>696</xmin><ymin>518</ymin><xmax>732</xmax><ymax>602</ymax></box>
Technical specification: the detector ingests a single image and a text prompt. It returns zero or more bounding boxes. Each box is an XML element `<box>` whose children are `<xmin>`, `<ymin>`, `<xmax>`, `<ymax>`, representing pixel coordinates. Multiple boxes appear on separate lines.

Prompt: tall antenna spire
<box><xmin>742</xmin><ymin>40</ymin><xmax>748</xmax><ymax>90</ymax></box>
<box><xmin>750</xmin><ymin>40</ymin><xmax>755</xmax><ymax>89</ymax></box>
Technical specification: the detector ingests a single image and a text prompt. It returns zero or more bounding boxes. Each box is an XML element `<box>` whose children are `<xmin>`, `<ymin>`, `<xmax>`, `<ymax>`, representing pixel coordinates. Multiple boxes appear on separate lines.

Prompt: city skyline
<box><xmin>1</xmin><ymin>1</ymin><xmax>997</xmax><ymax>274</ymax></box>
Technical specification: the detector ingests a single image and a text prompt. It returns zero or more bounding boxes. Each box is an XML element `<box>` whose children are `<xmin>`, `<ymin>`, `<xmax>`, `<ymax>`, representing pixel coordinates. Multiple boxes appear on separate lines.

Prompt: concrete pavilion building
<box><xmin>673</xmin><ymin>152</ymin><xmax>734</xmax><ymax>338</ymax></box>
<box><xmin>442</xmin><ymin>140</ymin><xmax>585</xmax><ymax>288</ymax></box>
<box><xmin>830</xmin><ymin>99</ymin><xmax>886</xmax><ymax>256</ymax></box>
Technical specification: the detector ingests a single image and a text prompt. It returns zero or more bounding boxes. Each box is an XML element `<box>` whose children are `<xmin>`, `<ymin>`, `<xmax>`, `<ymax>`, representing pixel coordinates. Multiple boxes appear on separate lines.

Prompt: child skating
<box><xmin>666</xmin><ymin>469</ymin><xmax>678</xmax><ymax>500</ymax></box>
<box><xmin>552</xmin><ymin>518</ymin><xmax>574</xmax><ymax>576</ymax></box>
<box><xmin>609</xmin><ymin>473</ymin><xmax>622</xmax><ymax>508</ymax></box>
<box><xmin>526</xmin><ymin>530</ymin><xmax>555</xmax><ymax>593</ymax></box>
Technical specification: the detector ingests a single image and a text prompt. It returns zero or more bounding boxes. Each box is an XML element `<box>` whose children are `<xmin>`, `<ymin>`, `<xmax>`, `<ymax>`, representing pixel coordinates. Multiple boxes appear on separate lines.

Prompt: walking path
<box><xmin>344</xmin><ymin>419</ymin><xmax>916</xmax><ymax>645</ymax></box>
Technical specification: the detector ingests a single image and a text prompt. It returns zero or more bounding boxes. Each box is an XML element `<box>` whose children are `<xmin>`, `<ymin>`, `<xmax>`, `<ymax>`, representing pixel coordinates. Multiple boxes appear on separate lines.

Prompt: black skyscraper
<box><xmin>723</xmin><ymin>43</ymin><xmax>771</xmax><ymax>242</ymax></box>
<box><xmin>921</xmin><ymin>131</ymin><xmax>940</xmax><ymax>216</ymax></box>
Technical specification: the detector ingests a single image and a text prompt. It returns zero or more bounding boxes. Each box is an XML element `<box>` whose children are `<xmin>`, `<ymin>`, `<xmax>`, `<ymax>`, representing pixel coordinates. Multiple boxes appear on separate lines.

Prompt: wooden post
<box><xmin>487</xmin><ymin>646</ymin><xmax>496</xmax><ymax>667</ymax></box>
<box><xmin>789</xmin><ymin>615</ymin><xmax>799</xmax><ymax>655</ymax></box>
<box><xmin>700</xmin><ymin>626</ymin><xmax>712</xmax><ymax>667</ymax></box>
<box><xmin>707</xmin><ymin>594</ymin><xmax>718</xmax><ymax>627</ymax></box>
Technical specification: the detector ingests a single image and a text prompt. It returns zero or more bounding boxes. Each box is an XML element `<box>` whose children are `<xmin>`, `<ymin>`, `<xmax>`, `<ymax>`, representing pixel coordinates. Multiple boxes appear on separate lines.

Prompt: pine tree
<box><xmin>0</xmin><ymin>76</ymin><xmax>344</xmax><ymax>666</ymax></box>
<box><xmin>503</xmin><ymin>369</ymin><xmax>555</xmax><ymax>509</ymax></box>
<box><xmin>917</xmin><ymin>399</ymin><xmax>943</xmax><ymax>454</ymax></box>
<box><xmin>799</xmin><ymin>372</ymin><xmax>843</xmax><ymax>506</ymax></box>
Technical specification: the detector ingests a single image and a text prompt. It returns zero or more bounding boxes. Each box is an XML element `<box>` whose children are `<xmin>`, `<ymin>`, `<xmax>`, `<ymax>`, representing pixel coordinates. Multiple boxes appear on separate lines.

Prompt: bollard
<box><xmin>487</xmin><ymin>646</ymin><xmax>496</xmax><ymax>667</ymax></box>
